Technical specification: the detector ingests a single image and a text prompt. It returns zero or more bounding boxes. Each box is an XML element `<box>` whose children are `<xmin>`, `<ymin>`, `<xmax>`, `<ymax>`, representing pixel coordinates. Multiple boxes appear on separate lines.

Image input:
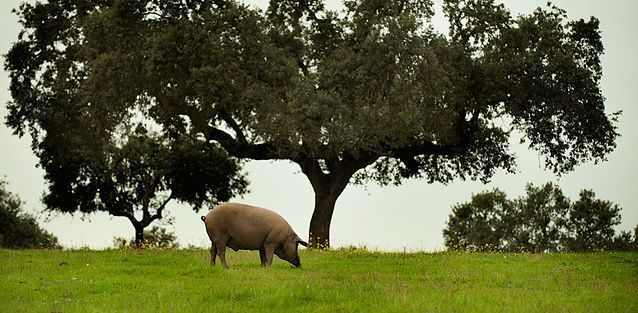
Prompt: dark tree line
<box><xmin>444</xmin><ymin>183</ymin><xmax>636</xmax><ymax>252</ymax></box>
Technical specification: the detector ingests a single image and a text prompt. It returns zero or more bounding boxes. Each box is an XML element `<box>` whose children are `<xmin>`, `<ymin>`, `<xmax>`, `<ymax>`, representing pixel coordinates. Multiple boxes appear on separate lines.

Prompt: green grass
<box><xmin>0</xmin><ymin>248</ymin><xmax>636</xmax><ymax>312</ymax></box>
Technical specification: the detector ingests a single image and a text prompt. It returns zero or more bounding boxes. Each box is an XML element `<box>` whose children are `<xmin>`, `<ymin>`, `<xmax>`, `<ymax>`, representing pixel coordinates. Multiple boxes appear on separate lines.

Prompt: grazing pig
<box><xmin>201</xmin><ymin>203</ymin><xmax>308</xmax><ymax>269</ymax></box>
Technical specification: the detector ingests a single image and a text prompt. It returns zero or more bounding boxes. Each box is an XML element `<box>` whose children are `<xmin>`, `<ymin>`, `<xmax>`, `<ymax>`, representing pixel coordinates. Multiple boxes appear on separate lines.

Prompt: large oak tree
<box><xmin>6</xmin><ymin>0</ymin><xmax>618</xmax><ymax>247</ymax></box>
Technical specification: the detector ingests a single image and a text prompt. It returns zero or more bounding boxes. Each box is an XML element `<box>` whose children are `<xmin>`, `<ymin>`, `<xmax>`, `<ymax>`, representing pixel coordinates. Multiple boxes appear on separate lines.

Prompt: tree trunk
<box><xmin>133</xmin><ymin>224</ymin><xmax>145</xmax><ymax>248</ymax></box>
<box><xmin>308</xmin><ymin>190</ymin><xmax>340</xmax><ymax>249</ymax></box>
<box><xmin>300</xmin><ymin>158</ymin><xmax>367</xmax><ymax>249</ymax></box>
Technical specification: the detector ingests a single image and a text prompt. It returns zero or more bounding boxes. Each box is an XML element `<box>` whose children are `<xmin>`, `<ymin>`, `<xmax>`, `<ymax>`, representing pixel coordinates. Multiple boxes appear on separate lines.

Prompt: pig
<box><xmin>201</xmin><ymin>202</ymin><xmax>308</xmax><ymax>269</ymax></box>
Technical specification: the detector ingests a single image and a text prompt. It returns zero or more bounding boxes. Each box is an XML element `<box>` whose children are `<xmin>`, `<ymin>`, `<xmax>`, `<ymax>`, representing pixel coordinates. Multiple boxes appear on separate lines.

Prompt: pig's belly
<box><xmin>226</xmin><ymin>236</ymin><xmax>262</xmax><ymax>251</ymax></box>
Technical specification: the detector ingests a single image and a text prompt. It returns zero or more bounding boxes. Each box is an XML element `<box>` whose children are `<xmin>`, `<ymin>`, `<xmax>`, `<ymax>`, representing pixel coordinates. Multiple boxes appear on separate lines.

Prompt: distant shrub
<box><xmin>444</xmin><ymin>183</ymin><xmax>636</xmax><ymax>252</ymax></box>
<box><xmin>334</xmin><ymin>245</ymin><xmax>370</xmax><ymax>253</ymax></box>
<box><xmin>113</xmin><ymin>226</ymin><xmax>180</xmax><ymax>249</ymax></box>
<box><xmin>0</xmin><ymin>180</ymin><xmax>60</xmax><ymax>249</ymax></box>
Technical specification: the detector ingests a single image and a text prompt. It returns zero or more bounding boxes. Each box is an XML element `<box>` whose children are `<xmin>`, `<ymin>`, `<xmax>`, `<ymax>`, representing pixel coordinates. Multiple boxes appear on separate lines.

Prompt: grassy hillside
<box><xmin>0</xmin><ymin>248</ymin><xmax>636</xmax><ymax>312</ymax></box>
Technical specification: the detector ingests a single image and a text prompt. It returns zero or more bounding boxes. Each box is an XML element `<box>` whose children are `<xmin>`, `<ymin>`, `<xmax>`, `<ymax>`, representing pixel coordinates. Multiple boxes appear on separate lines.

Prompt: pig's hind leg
<box><xmin>214</xmin><ymin>240</ymin><xmax>229</xmax><ymax>269</ymax></box>
<box><xmin>209</xmin><ymin>242</ymin><xmax>217</xmax><ymax>266</ymax></box>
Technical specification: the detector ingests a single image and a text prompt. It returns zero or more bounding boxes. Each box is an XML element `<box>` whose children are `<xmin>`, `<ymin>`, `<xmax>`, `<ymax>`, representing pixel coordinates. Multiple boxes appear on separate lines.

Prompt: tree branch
<box><xmin>184</xmin><ymin>105</ymin><xmax>286</xmax><ymax>160</ymax></box>
<box><xmin>111</xmin><ymin>209</ymin><xmax>138</xmax><ymax>226</ymax></box>
<box><xmin>388</xmin><ymin>137</ymin><xmax>469</xmax><ymax>177</ymax></box>
<box><xmin>205</xmin><ymin>126</ymin><xmax>283</xmax><ymax>160</ymax></box>
<box><xmin>393</xmin><ymin>140</ymin><xmax>464</xmax><ymax>159</ymax></box>
<box><xmin>218</xmin><ymin>109</ymin><xmax>248</xmax><ymax>144</ymax></box>
<box><xmin>142</xmin><ymin>179</ymin><xmax>152</xmax><ymax>222</ymax></box>
<box><xmin>141</xmin><ymin>193</ymin><xmax>173</xmax><ymax>228</ymax></box>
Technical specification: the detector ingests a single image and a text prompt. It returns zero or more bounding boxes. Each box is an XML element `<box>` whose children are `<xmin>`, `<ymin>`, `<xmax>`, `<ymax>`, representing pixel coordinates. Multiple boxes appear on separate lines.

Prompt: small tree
<box><xmin>40</xmin><ymin>125</ymin><xmax>248</xmax><ymax>247</ymax></box>
<box><xmin>562</xmin><ymin>190</ymin><xmax>622</xmax><ymax>251</ymax></box>
<box><xmin>0</xmin><ymin>180</ymin><xmax>60</xmax><ymax>249</ymax></box>
<box><xmin>443</xmin><ymin>189</ymin><xmax>511</xmax><ymax>251</ymax></box>
<box><xmin>508</xmin><ymin>183</ymin><xmax>570</xmax><ymax>252</ymax></box>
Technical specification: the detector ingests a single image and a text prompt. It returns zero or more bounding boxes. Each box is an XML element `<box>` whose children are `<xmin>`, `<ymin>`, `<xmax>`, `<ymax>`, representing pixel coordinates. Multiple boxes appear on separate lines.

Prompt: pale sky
<box><xmin>1</xmin><ymin>0</ymin><xmax>636</xmax><ymax>251</ymax></box>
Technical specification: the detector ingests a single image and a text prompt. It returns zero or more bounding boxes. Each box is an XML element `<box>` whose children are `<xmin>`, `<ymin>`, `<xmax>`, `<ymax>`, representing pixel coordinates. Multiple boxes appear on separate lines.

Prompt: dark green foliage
<box><xmin>4</xmin><ymin>0</ymin><xmax>250</xmax><ymax>245</ymax></box>
<box><xmin>444</xmin><ymin>183</ymin><xmax>634</xmax><ymax>252</ymax></box>
<box><xmin>39</xmin><ymin>123</ymin><xmax>247</xmax><ymax>245</ymax></box>
<box><xmin>509</xmin><ymin>184</ymin><xmax>570</xmax><ymax>252</ymax></box>
<box><xmin>5</xmin><ymin>0</ymin><xmax>619</xmax><ymax>247</ymax></box>
<box><xmin>443</xmin><ymin>189</ymin><xmax>512</xmax><ymax>252</ymax></box>
<box><xmin>113</xmin><ymin>226</ymin><xmax>180</xmax><ymax>249</ymax></box>
<box><xmin>609</xmin><ymin>230</ymin><xmax>635</xmax><ymax>252</ymax></box>
<box><xmin>561</xmin><ymin>190</ymin><xmax>623</xmax><ymax>251</ymax></box>
<box><xmin>0</xmin><ymin>180</ymin><xmax>59</xmax><ymax>249</ymax></box>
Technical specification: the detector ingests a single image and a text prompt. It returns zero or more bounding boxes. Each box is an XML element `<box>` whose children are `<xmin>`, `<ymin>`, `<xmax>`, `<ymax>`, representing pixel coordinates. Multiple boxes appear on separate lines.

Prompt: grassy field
<box><xmin>0</xmin><ymin>248</ymin><xmax>636</xmax><ymax>312</ymax></box>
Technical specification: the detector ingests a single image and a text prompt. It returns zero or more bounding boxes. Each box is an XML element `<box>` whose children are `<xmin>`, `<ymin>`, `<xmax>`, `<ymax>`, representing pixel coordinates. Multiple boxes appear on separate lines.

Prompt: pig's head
<box><xmin>275</xmin><ymin>235</ymin><xmax>308</xmax><ymax>267</ymax></box>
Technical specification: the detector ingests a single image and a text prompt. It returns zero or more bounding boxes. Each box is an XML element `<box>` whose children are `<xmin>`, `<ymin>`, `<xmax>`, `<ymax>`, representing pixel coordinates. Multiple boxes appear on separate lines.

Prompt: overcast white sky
<box><xmin>1</xmin><ymin>0</ymin><xmax>636</xmax><ymax>251</ymax></box>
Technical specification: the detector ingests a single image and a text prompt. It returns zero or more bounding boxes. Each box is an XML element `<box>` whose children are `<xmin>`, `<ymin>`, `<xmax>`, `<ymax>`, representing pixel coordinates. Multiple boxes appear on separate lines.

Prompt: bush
<box><xmin>0</xmin><ymin>180</ymin><xmax>60</xmax><ymax>249</ymax></box>
<box><xmin>113</xmin><ymin>226</ymin><xmax>180</xmax><ymax>249</ymax></box>
<box><xmin>444</xmin><ymin>183</ymin><xmax>635</xmax><ymax>252</ymax></box>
